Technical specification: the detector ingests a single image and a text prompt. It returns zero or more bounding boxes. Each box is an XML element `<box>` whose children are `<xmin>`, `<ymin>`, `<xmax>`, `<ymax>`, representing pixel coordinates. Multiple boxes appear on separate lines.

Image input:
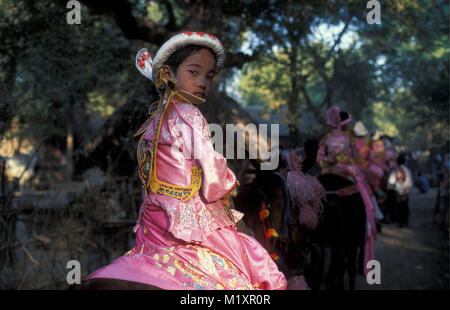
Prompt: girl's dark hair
<box><xmin>397</xmin><ymin>154</ymin><xmax>406</xmax><ymax>166</ymax></box>
<box><xmin>340</xmin><ymin>111</ymin><xmax>349</xmax><ymax>121</ymax></box>
<box><xmin>165</xmin><ymin>44</ymin><xmax>216</xmax><ymax>74</ymax></box>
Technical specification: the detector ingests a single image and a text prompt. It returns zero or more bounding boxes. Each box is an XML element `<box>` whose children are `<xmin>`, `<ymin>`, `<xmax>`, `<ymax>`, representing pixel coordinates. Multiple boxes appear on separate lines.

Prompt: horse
<box><xmin>303</xmin><ymin>139</ymin><xmax>367</xmax><ymax>290</ymax></box>
<box><xmin>233</xmin><ymin>154</ymin><xmax>325</xmax><ymax>290</ymax></box>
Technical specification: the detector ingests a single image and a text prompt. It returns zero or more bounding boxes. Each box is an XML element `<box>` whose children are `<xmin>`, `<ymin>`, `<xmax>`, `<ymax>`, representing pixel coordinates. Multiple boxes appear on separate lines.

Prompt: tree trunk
<box><xmin>0</xmin><ymin>55</ymin><xmax>17</xmax><ymax>138</ymax></box>
<box><xmin>66</xmin><ymin>116</ymin><xmax>74</xmax><ymax>181</ymax></box>
<box><xmin>287</xmin><ymin>39</ymin><xmax>302</xmax><ymax>148</ymax></box>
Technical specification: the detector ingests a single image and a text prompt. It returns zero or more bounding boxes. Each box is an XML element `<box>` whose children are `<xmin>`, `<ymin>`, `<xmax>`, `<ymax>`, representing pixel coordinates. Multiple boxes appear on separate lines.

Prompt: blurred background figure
<box><xmin>414</xmin><ymin>172</ymin><xmax>430</xmax><ymax>194</ymax></box>
<box><xmin>432</xmin><ymin>153</ymin><xmax>446</xmax><ymax>224</ymax></box>
<box><xmin>436</xmin><ymin>154</ymin><xmax>449</xmax><ymax>232</ymax></box>
<box><xmin>386</xmin><ymin>155</ymin><xmax>413</xmax><ymax>227</ymax></box>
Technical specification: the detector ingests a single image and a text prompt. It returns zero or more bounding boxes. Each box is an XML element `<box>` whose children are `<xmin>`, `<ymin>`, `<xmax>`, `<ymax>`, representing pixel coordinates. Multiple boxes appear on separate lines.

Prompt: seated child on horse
<box><xmin>83</xmin><ymin>32</ymin><xmax>287</xmax><ymax>290</ymax></box>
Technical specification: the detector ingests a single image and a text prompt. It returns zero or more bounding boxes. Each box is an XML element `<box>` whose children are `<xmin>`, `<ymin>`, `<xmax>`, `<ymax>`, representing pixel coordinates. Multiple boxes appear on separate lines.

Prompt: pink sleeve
<box><xmin>350</xmin><ymin>136</ymin><xmax>359</xmax><ymax>161</ymax></box>
<box><xmin>317</xmin><ymin>137</ymin><xmax>326</xmax><ymax>163</ymax></box>
<box><xmin>175</xmin><ymin>103</ymin><xmax>237</xmax><ymax>203</ymax></box>
<box><xmin>317</xmin><ymin>135</ymin><xmax>334</xmax><ymax>165</ymax></box>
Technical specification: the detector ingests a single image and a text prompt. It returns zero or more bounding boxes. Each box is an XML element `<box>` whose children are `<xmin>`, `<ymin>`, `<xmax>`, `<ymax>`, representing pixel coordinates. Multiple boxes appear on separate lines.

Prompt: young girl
<box><xmin>84</xmin><ymin>32</ymin><xmax>287</xmax><ymax>290</ymax></box>
<box><xmin>353</xmin><ymin>121</ymin><xmax>385</xmax><ymax>222</ymax></box>
<box><xmin>317</xmin><ymin>106</ymin><xmax>376</xmax><ymax>275</ymax></box>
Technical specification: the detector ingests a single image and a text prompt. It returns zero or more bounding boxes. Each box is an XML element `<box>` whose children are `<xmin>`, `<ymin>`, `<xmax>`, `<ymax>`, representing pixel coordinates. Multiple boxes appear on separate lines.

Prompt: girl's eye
<box><xmin>189</xmin><ymin>70</ymin><xmax>198</xmax><ymax>75</ymax></box>
<box><xmin>207</xmin><ymin>75</ymin><xmax>214</xmax><ymax>80</ymax></box>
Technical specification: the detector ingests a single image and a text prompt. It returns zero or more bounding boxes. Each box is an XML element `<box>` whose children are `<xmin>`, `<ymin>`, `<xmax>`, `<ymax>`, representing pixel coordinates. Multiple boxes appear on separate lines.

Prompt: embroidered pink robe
<box><xmin>354</xmin><ymin>136</ymin><xmax>384</xmax><ymax>193</ymax></box>
<box><xmin>85</xmin><ymin>99</ymin><xmax>287</xmax><ymax>290</ymax></box>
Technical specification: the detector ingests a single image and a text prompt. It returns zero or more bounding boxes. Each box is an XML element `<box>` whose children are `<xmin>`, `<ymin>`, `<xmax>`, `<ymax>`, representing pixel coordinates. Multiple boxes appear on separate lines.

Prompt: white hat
<box><xmin>353</xmin><ymin>121</ymin><xmax>368</xmax><ymax>137</ymax></box>
<box><xmin>371</xmin><ymin>130</ymin><xmax>381</xmax><ymax>140</ymax></box>
<box><xmin>135</xmin><ymin>31</ymin><xmax>226</xmax><ymax>83</ymax></box>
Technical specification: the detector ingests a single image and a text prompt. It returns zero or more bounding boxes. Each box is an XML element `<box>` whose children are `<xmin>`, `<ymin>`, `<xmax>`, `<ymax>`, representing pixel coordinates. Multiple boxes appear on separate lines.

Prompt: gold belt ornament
<box><xmin>335</xmin><ymin>153</ymin><xmax>350</xmax><ymax>163</ymax></box>
<box><xmin>134</xmin><ymin>70</ymin><xmax>206</xmax><ymax>202</ymax></box>
<box><xmin>357</xmin><ymin>158</ymin><xmax>369</xmax><ymax>166</ymax></box>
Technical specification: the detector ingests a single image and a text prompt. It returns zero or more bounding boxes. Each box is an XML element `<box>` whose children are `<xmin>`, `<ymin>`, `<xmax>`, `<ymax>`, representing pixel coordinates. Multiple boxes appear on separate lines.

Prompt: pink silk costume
<box><xmin>371</xmin><ymin>139</ymin><xmax>389</xmax><ymax>175</ymax></box>
<box><xmin>354</xmin><ymin>136</ymin><xmax>384</xmax><ymax>193</ymax></box>
<box><xmin>85</xmin><ymin>97</ymin><xmax>287</xmax><ymax>290</ymax></box>
<box><xmin>385</xmin><ymin>149</ymin><xmax>398</xmax><ymax>172</ymax></box>
<box><xmin>317</xmin><ymin>127</ymin><xmax>376</xmax><ymax>275</ymax></box>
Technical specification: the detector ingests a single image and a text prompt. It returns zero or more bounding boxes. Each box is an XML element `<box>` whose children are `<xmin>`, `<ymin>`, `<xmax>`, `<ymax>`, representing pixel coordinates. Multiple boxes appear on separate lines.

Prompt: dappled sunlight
<box><xmin>378</xmin><ymin>235</ymin><xmax>442</xmax><ymax>256</ymax></box>
<box><xmin>380</xmin><ymin>226</ymin><xmax>415</xmax><ymax>238</ymax></box>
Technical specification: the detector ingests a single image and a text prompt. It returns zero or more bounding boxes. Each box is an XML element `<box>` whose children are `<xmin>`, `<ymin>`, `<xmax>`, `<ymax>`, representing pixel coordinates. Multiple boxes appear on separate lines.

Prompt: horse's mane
<box><xmin>234</xmin><ymin>170</ymin><xmax>286</xmax><ymax>215</ymax></box>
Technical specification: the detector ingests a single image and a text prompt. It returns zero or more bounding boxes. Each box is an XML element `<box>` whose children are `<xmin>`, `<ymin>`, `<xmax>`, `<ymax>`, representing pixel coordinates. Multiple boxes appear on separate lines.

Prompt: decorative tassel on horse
<box><xmin>270</xmin><ymin>253</ymin><xmax>280</xmax><ymax>262</ymax></box>
<box><xmin>285</xmin><ymin>148</ymin><xmax>326</xmax><ymax>230</ymax></box>
<box><xmin>258</xmin><ymin>199</ymin><xmax>281</xmax><ymax>262</ymax></box>
<box><xmin>265</xmin><ymin>228</ymin><xmax>279</xmax><ymax>239</ymax></box>
<box><xmin>259</xmin><ymin>208</ymin><xmax>270</xmax><ymax>221</ymax></box>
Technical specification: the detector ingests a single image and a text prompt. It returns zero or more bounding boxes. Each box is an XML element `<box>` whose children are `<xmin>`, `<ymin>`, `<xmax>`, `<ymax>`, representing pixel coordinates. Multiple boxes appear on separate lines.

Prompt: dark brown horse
<box><xmin>234</xmin><ymin>140</ymin><xmax>366</xmax><ymax>291</ymax></box>
<box><xmin>311</xmin><ymin>173</ymin><xmax>366</xmax><ymax>290</ymax></box>
<box><xmin>303</xmin><ymin>139</ymin><xmax>367</xmax><ymax>290</ymax></box>
<box><xmin>233</xmin><ymin>156</ymin><xmax>324</xmax><ymax>289</ymax></box>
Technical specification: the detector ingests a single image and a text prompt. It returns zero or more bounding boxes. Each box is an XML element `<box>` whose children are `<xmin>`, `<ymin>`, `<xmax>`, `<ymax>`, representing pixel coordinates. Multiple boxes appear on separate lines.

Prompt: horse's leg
<box><xmin>319</xmin><ymin>244</ymin><xmax>325</xmax><ymax>287</ymax></box>
<box><xmin>324</xmin><ymin>250</ymin><xmax>335</xmax><ymax>290</ymax></box>
<box><xmin>305</xmin><ymin>243</ymin><xmax>324</xmax><ymax>290</ymax></box>
<box><xmin>345</xmin><ymin>246</ymin><xmax>358</xmax><ymax>290</ymax></box>
<box><xmin>336</xmin><ymin>248</ymin><xmax>346</xmax><ymax>290</ymax></box>
<box><xmin>326</xmin><ymin>246</ymin><xmax>344</xmax><ymax>290</ymax></box>
<box><xmin>433</xmin><ymin>186</ymin><xmax>441</xmax><ymax>222</ymax></box>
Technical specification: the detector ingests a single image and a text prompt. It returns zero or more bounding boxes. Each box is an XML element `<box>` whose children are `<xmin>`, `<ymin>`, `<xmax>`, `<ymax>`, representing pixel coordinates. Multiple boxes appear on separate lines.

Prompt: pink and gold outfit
<box><xmin>317</xmin><ymin>106</ymin><xmax>376</xmax><ymax>275</ymax></box>
<box><xmin>371</xmin><ymin>139</ymin><xmax>389</xmax><ymax>174</ymax></box>
<box><xmin>85</xmin><ymin>98</ymin><xmax>287</xmax><ymax>290</ymax></box>
<box><xmin>354</xmin><ymin>136</ymin><xmax>384</xmax><ymax>193</ymax></box>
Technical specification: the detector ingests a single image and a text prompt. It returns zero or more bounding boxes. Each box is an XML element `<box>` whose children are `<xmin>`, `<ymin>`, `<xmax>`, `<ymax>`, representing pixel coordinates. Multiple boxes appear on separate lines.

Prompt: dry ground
<box><xmin>355</xmin><ymin>187</ymin><xmax>449</xmax><ymax>290</ymax></box>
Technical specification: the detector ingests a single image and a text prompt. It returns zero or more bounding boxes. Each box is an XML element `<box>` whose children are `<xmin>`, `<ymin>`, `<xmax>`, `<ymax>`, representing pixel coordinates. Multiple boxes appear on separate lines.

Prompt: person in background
<box><xmin>387</xmin><ymin>155</ymin><xmax>413</xmax><ymax>227</ymax></box>
<box><xmin>352</xmin><ymin>121</ymin><xmax>385</xmax><ymax>228</ymax></box>
<box><xmin>440</xmin><ymin>154</ymin><xmax>449</xmax><ymax>232</ymax></box>
<box><xmin>317</xmin><ymin>107</ymin><xmax>377</xmax><ymax>275</ymax></box>
<box><xmin>414</xmin><ymin>172</ymin><xmax>429</xmax><ymax>194</ymax></box>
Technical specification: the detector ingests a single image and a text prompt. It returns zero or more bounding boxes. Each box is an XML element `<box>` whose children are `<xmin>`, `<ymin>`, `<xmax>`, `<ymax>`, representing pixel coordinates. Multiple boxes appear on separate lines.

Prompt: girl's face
<box><xmin>163</xmin><ymin>48</ymin><xmax>216</xmax><ymax>99</ymax></box>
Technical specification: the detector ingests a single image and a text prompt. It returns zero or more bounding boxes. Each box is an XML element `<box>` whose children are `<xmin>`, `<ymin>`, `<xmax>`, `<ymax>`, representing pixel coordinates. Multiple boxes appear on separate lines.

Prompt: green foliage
<box><xmin>358</xmin><ymin>0</ymin><xmax>449</xmax><ymax>151</ymax></box>
<box><xmin>239</xmin><ymin>51</ymin><xmax>290</xmax><ymax>108</ymax></box>
<box><xmin>0</xmin><ymin>0</ymin><xmax>447</xmax><ymax>155</ymax></box>
<box><xmin>0</xmin><ymin>0</ymin><xmax>142</xmax><ymax>143</ymax></box>
<box><xmin>236</xmin><ymin>0</ymin><xmax>448</xmax><ymax>151</ymax></box>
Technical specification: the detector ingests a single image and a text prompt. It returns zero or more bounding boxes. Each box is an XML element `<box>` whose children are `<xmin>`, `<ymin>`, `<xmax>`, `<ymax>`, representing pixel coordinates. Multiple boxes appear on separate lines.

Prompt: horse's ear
<box><xmin>302</xmin><ymin>139</ymin><xmax>319</xmax><ymax>173</ymax></box>
<box><xmin>279</xmin><ymin>150</ymin><xmax>288</xmax><ymax>169</ymax></box>
<box><xmin>250</xmin><ymin>159</ymin><xmax>261</xmax><ymax>170</ymax></box>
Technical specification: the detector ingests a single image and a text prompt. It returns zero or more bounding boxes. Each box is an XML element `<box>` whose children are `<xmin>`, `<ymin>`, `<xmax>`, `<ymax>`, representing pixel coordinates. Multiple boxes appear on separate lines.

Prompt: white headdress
<box><xmin>353</xmin><ymin>121</ymin><xmax>368</xmax><ymax>137</ymax></box>
<box><xmin>135</xmin><ymin>31</ymin><xmax>226</xmax><ymax>83</ymax></box>
<box><xmin>371</xmin><ymin>130</ymin><xmax>381</xmax><ymax>140</ymax></box>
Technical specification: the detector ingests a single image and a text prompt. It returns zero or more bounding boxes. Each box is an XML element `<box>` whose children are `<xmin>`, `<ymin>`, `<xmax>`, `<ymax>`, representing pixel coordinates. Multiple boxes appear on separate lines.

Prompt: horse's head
<box><xmin>234</xmin><ymin>160</ymin><xmax>290</xmax><ymax>256</ymax></box>
<box><xmin>234</xmin><ymin>141</ymin><xmax>325</xmax><ymax>278</ymax></box>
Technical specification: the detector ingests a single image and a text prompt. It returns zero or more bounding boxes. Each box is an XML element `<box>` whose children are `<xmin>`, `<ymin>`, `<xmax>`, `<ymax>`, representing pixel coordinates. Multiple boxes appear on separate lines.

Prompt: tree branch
<box><xmin>160</xmin><ymin>0</ymin><xmax>177</xmax><ymax>31</ymax></box>
<box><xmin>79</xmin><ymin>0</ymin><xmax>171</xmax><ymax>44</ymax></box>
<box><xmin>224</xmin><ymin>50</ymin><xmax>261</xmax><ymax>68</ymax></box>
<box><xmin>80</xmin><ymin>0</ymin><xmax>258</xmax><ymax>69</ymax></box>
<box><xmin>299</xmin><ymin>83</ymin><xmax>323</xmax><ymax>121</ymax></box>
<box><xmin>325</xmin><ymin>15</ymin><xmax>353</xmax><ymax>63</ymax></box>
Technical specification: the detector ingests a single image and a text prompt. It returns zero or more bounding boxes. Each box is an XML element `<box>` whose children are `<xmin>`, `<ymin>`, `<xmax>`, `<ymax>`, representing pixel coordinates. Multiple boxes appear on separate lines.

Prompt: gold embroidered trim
<box><xmin>135</xmin><ymin>69</ymin><xmax>205</xmax><ymax>201</ymax></box>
